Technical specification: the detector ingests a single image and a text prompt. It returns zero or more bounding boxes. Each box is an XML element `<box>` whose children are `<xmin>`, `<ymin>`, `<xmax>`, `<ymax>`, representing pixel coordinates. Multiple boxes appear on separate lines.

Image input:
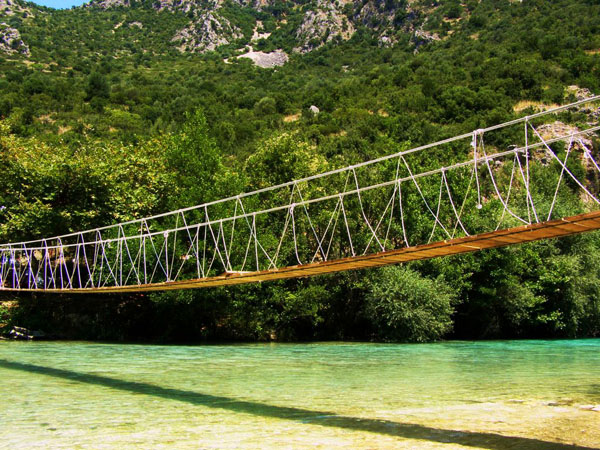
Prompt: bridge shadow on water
<box><xmin>0</xmin><ymin>359</ymin><xmax>595</xmax><ymax>450</ymax></box>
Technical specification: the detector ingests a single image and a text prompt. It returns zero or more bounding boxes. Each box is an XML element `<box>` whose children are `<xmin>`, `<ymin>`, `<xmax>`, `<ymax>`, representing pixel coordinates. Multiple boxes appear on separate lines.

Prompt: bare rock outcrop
<box><xmin>236</xmin><ymin>47</ymin><xmax>288</xmax><ymax>68</ymax></box>
<box><xmin>227</xmin><ymin>0</ymin><xmax>278</xmax><ymax>10</ymax></box>
<box><xmin>566</xmin><ymin>85</ymin><xmax>600</xmax><ymax>120</ymax></box>
<box><xmin>532</xmin><ymin>121</ymin><xmax>595</xmax><ymax>168</ymax></box>
<box><xmin>89</xmin><ymin>0</ymin><xmax>216</xmax><ymax>12</ymax></box>
<box><xmin>413</xmin><ymin>27</ymin><xmax>440</xmax><ymax>47</ymax></box>
<box><xmin>294</xmin><ymin>0</ymin><xmax>354</xmax><ymax>53</ymax></box>
<box><xmin>0</xmin><ymin>0</ymin><xmax>15</xmax><ymax>15</ymax></box>
<box><xmin>567</xmin><ymin>85</ymin><xmax>594</xmax><ymax>101</ymax></box>
<box><xmin>0</xmin><ymin>22</ymin><xmax>29</xmax><ymax>55</ymax></box>
<box><xmin>537</xmin><ymin>121</ymin><xmax>593</xmax><ymax>148</ymax></box>
<box><xmin>172</xmin><ymin>11</ymin><xmax>242</xmax><ymax>53</ymax></box>
<box><xmin>88</xmin><ymin>0</ymin><xmax>245</xmax><ymax>53</ymax></box>
<box><xmin>353</xmin><ymin>0</ymin><xmax>394</xmax><ymax>30</ymax></box>
<box><xmin>353</xmin><ymin>0</ymin><xmax>441</xmax><ymax>49</ymax></box>
<box><xmin>0</xmin><ymin>0</ymin><xmax>32</xmax><ymax>17</ymax></box>
<box><xmin>83</xmin><ymin>0</ymin><xmax>457</xmax><ymax>55</ymax></box>
<box><xmin>251</xmin><ymin>21</ymin><xmax>270</xmax><ymax>42</ymax></box>
<box><xmin>152</xmin><ymin>0</ymin><xmax>212</xmax><ymax>13</ymax></box>
<box><xmin>86</xmin><ymin>0</ymin><xmax>131</xmax><ymax>8</ymax></box>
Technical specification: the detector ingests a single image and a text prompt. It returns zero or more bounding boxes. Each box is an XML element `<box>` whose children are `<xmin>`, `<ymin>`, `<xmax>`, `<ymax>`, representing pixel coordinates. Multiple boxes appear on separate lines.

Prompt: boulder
<box><xmin>9</xmin><ymin>326</ymin><xmax>46</xmax><ymax>340</ymax></box>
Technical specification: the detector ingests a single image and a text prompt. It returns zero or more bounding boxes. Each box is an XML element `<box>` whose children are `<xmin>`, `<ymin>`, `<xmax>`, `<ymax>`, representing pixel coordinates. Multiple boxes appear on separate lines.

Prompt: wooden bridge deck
<box><xmin>6</xmin><ymin>210</ymin><xmax>600</xmax><ymax>293</ymax></box>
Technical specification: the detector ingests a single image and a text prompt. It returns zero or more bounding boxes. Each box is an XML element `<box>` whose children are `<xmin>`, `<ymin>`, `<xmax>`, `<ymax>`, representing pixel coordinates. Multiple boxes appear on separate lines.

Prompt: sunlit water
<box><xmin>0</xmin><ymin>340</ymin><xmax>599</xmax><ymax>449</ymax></box>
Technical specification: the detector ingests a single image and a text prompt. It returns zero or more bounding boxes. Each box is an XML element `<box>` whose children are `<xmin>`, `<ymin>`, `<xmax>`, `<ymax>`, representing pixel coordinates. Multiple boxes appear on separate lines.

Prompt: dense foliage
<box><xmin>365</xmin><ymin>266</ymin><xmax>455</xmax><ymax>342</ymax></box>
<box><xmin>1</xmin><ymin>0</ymin><xmax>600</xmax><ymax>342</ymax></box>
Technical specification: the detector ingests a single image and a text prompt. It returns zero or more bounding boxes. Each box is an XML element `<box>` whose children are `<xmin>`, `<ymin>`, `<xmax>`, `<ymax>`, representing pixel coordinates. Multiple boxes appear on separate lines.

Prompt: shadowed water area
<box><xmin>0</xmin><ymin>340</ymin><xmax>599</xmax><ymax>448</ymax></box>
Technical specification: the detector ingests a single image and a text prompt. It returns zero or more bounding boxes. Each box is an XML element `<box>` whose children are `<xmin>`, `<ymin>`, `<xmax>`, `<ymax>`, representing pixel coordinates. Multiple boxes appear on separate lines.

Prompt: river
<box><xmin>0</xmin><ymin>340</ymin><xmax>599</xmax><ymax>449</ymax></box>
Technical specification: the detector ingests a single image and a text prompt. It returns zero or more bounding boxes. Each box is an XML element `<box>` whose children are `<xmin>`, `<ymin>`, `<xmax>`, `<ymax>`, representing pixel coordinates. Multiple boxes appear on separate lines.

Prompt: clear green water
<box><xmin>0</xmin><ymin>340</ymin><xmax>599</xmax><ymax>449</ymax></box>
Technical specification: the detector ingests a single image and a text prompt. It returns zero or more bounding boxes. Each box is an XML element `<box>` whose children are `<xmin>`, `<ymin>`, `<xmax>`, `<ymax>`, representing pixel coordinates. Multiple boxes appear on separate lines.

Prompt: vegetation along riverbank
<box><xmin>1</xmin><ymin>0</ymin><xmax>600</xmax><ymax>342</ymax></box>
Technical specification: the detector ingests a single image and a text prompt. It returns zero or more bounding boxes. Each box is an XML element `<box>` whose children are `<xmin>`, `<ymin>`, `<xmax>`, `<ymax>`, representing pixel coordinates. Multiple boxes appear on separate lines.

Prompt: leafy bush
<box><xmin>366</xmin><ymin>266</ymin><xmax>455</xmax><ymax>342</ymax></box>
<box><xmin>0</xmin><ymin>303</ymin><xmax>10</xmax><ymax>328</ymax></box>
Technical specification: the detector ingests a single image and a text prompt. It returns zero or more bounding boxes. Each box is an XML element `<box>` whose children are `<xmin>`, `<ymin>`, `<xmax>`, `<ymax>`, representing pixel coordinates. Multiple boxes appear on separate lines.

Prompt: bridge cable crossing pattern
<box><xmin>1</xmin><ymin>97</ymin><xmax>600</xmax><ymax>292</ymax></box>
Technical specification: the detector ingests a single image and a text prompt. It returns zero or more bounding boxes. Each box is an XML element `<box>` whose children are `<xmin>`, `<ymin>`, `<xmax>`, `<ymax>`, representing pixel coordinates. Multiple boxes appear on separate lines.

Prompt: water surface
<box><xmin>0</xmin><ymin>340</ymin><xmax>598</xmax><ymax>449</ymax></box>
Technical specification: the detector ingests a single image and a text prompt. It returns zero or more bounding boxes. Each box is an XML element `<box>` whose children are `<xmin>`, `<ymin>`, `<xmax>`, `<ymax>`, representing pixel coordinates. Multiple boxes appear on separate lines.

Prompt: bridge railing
<box><xmin>1</xmin><ymin>96</ymin><xmax>599</xmax><ymax>291</ymax></box>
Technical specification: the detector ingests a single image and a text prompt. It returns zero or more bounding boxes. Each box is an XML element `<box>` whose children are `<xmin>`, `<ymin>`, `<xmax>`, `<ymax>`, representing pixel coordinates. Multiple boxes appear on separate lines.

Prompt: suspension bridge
<box><xmin>1</xmin><ymin>97</ymin><xmax>600</xmax><ymax>293</ymax></box>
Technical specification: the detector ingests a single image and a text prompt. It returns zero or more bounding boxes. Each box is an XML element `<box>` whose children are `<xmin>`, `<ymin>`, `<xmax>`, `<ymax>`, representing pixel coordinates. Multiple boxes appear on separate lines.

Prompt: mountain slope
<box><xmin>0</xmin><ymin>0</ymin><xmax>597</xmax><ymax>153</ymax></box>
<box><xmin>0</xmin><ymin>0</ymin><xmax>461</xmax><ymax>61</ymax></box>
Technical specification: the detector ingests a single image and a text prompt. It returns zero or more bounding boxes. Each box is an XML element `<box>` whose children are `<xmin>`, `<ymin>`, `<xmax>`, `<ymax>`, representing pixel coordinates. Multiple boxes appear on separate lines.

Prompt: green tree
<box><xmin>366</xmin><ymin>266</ymin><xmax>455</xmax><ymax>342</ymax></box>
<box><xmin>85</xmin><ymin>71</ymin><xmax>110</xmax><ymax>101</ymax></box>
<box><xmin>245</xmin><ymin>132</ymin><xmax>328</xmax><ymax>188</ymax></box>
<box><xmin>165</xmin><ymin>110</ymin><xmax>237</xmax><ymax>209</ymax></box>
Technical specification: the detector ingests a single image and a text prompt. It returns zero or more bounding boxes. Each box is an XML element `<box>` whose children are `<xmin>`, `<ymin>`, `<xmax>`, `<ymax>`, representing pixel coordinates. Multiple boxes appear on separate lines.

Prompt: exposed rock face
<box><xmin>353</xmin><ymin>0</ymin><xmax>440</xmax><ymax>48</ymax></box>
<box><xmin>84</xmin><ymin>0</ymin><xmax>443</xmax><ymax>55</ymax></box>
<box><xmin>0</xmin><ymin>0</ymin><xmax>32</xmax><ymax>17</ymax></box>
<box><xmin>89</xmin><ymin>0</ymin><xmax>214</xmax><ymax>12</ymax></box>
<box><xmin>250</xmin><ymin>21</ymin><xmax>270</xmax><ymax>42</ymax></box>
<box><xmin>413</xmin><ymin>27</ymin><xmax>440</xmax><ymax>47</ymax></box>
<box><xmin>531</xmin><ymin>121</ymin><xmax>595</xmax><ymax>167</ymax></box>
<box><xmin>151</xmin><ymin>0</ymin><xmax>210</xmax><ymax>13</ymax></box>
<box><xmin>567</xmin><ymin>85</ymin><xmax>594</xmax><ymax>101</ymax></box>
<box><xmin>236</xmin><ymin>47</ymin><xmax>288</xmax><ymax>68</ymax></box>
<box><xmin>294</xmin><ymin>0</ymin><xmax>354</xmax><ymax>53</ymax></box>
<box><xmin>88</xmin><ymin>0</ymin><xmax>244</xmax><ymax>53</ymax></box>
<box><xmin>0</xmin><ymin>0</ymin><xmax>14</xmax><ymax>15</ymax></box>
<box><xmin>227</xmin><ymin>0</ymin><xmax>278</xmax><ymax>10</ymax></box>
<box><xmin>537</xmin><ymin>121</ymin><xmax>593</xmax><ymax>148</ymax></box>
<box><xmin>565</xmin><ymin>86</ymin><xmax>600</xmax><ymax>120</ymax></box>
<box><xmin>0</xmin><ymin>22</ymin><xmax>29</xmax><ymax>55</ymax></box>
<box><xmin>354</xmin><ymin>0</ymin><xmax>394</xmax><ymax>29</ymax></box>
<box><xmin>86</xmin><ymin>0</ymin><xmax>131</xmax><ymax>8</ymax></box>
<box><xmin>172</xmin><ymin>11</ymin><xmax>242</xmax><ymax>53</ymax></box>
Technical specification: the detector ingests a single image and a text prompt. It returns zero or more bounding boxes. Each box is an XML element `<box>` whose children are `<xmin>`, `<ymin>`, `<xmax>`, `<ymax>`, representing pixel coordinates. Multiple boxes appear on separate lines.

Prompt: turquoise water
<box><xmin>0</xmin><ymin>340</ymin><xmax>599</xmax><ymax>449</ymax></box>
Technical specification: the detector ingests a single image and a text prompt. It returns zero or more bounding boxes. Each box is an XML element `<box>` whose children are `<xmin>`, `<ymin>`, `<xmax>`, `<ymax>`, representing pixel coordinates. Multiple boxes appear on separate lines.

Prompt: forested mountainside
<box><xmin>1</xmin><ymin>0</ymin><xmax>600</xmax><ymax>342</ymax></box>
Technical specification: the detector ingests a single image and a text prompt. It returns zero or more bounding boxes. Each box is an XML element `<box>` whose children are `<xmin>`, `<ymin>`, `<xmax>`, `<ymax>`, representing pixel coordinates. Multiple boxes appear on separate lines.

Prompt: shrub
<box><xmin>366</xmin><ymin>266</ymin><xmax>455</xmax><ymax>342</ymax></box>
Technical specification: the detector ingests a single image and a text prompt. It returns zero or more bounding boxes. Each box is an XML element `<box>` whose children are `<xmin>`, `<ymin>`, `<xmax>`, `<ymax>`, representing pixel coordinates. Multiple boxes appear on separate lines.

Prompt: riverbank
<box><xmin>0</xmin><ymin>286</ymin><xmax>600</xmax><ymax>344</ymax></box>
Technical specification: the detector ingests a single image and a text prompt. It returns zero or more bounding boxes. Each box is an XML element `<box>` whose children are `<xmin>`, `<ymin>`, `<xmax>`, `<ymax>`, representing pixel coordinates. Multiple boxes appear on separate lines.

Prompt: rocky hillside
<box><xmin>0</xmin><ymin>0</ymin><xmax>597</xmax><ymax>148</ymax></box>
<box><xmin>0</xmin><ymin>22</ymin><xmax>29</xmax><ymax>55</ymax></box>
<box><xmin>0</xmin><ymin>0</ymin><xmax>35</xmax><ymax>17</ymax></box>
<box><xmin>0</xmin><ymin>0</ymin><xmax>458</xmax><ymax>65</ymax></box>
<box><xmin>85</xmin><ymin>0</ymin><xmax>443</xmax><ymax>54</ymax></box>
